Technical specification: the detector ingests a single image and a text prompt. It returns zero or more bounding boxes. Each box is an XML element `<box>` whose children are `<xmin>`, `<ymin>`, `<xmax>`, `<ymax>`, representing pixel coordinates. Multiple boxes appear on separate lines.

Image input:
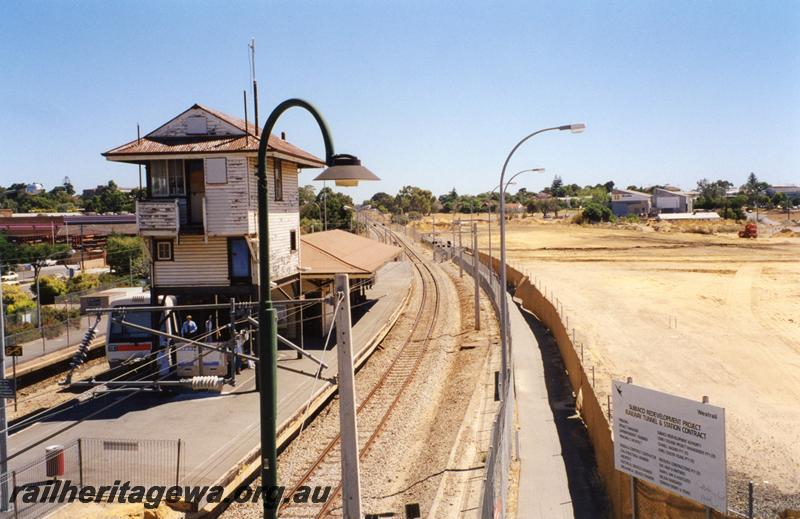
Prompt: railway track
<box><xmin>279</xmin><ymin>224</ymin><xmax>441</xmax><ymax>518</ymax></box>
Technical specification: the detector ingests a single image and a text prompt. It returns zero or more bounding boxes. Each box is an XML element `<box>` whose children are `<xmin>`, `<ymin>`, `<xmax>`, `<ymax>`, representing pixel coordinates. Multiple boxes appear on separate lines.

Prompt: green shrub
<box><xmin>2</xmin><ymin>284</ymin><xmax>35</xmax><ymax>314</ymax></box>
<box><xmin>67</xmin><ymin>273</ymin><xmax>100</xmax><ymax>293</ymax></box>
<box><xmin>38</xmin><ymin>275</ymin><xmax>67</xmax><ymax>304</ymax></box>
<box><xmin>577</xmin><ymin>202</ymin><xmax>614</xmax><ymax>223</ymax></box>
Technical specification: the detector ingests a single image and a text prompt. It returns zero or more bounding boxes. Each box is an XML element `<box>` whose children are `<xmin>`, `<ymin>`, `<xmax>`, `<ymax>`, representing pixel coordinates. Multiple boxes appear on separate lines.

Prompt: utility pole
<box><xmin>451</xmin><ymin>216</ymin><xmax>456</xmax><ymax>259</ymax></box>
<box><xmin>36</xmin><ymin>275</ymin><xmax>44</xmax><ymax>354</ymax></box>
<box><xmin>472</xmin><ymin>223</ymin><xmax>480</xmax><ymax>331</ymax></box>
<box><xmin>323</xmin><ymin>186</ymin><xmax>328</xmax><ymax>231</ymax></box>
<box><xmin>0</xmin><ymin>279</ymin><xmax>10</xmax><ymax>513</ymax></box>
<box><xmin>80</xmin><ymin>224</ymin><xmax>85</xmax><ymax>271</ymax></box>
<box><xmin>137</xmin><ymin>124</ymin><xmax>142</xmax><ymax>191</ymax></box>
<box><xmin>458</xmin><ymin>220</ymin><xmax>463</xmax><ymax>277</ymax></box>
<box><xmin>334</xmin><ymin>274</ymin><xmax>362</xmax><ymax>518</ymax></box>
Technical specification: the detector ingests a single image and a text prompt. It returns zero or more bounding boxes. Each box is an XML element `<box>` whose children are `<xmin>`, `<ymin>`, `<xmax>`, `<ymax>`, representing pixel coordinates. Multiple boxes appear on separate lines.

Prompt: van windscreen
<box><xmin>109</xmin><ymin>307</ymin><xmax>153</xmax><ymax>341</ymax></box>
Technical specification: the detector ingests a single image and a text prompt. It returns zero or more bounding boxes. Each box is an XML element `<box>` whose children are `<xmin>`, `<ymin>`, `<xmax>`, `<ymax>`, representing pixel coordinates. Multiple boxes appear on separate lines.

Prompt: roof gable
<box><xmin>102</xmin><ymin>103</ymin><xmax>325</xmax><ymax>167</ymax></box>
<box><xmin>147</xmin><ymin>105</ymin><xmax>246</xmax><ymax>139</ymax></box>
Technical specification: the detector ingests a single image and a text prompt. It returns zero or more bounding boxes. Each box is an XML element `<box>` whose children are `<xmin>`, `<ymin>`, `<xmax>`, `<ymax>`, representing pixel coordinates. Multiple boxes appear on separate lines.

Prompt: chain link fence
<box><xmin>0</xmin><ymin>438</ymin><xmax>184</xmax><ymax>519</ymax></box>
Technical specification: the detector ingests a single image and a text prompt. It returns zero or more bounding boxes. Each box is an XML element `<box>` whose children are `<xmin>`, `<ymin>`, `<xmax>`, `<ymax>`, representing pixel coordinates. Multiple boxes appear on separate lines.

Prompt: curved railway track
<box><xmin>279</xmin><ymin>223</ymin><xmax>441</xmax><ymax>518</ymax></box>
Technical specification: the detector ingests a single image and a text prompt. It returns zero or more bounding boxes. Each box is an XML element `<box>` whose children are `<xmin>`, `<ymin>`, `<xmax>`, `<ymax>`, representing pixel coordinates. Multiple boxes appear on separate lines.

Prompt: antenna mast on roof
<box><xmin>243</xmin><ymin>90</ymin><xmax>249</xmax><ymax>145</ymax></box>
<box><xmin>137</xmin><ymin>123</ymin><xmax>142</xmax><ymax>191</ymax></box>
<box><xmin>249</xmin><ymin>38</ymin><xmax>259</xmax><ymax>137</ymax></box>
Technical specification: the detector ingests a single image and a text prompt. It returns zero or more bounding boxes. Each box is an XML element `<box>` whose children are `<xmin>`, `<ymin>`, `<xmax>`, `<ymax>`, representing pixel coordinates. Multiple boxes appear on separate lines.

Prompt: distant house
<box><xmin>652</xmin><ymin>187</ymin><xmax>693</xmax><ymax>214</ymax></box>
<box><xmin>505</xmin><ymin>202</ymin><xmax>525</xmax><ymax>215</ymax></box>
<box><xmin>611</xmin><ymin>188</ymin><xmax>651</xmax><ymax>217</ymax></box>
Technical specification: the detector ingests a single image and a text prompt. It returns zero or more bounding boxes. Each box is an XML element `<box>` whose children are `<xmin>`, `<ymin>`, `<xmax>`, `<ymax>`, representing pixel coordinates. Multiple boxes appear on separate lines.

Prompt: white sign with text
<box><xmin>611</xmin><ymin>380</ymin><xmax>727</xmax><ymax>512</ymax></box>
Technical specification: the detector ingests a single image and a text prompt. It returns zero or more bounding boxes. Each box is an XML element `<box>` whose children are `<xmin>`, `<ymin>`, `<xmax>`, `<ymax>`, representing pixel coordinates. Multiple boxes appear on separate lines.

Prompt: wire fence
<box><xmin>0</xmin><ymin>437</ymin><xmax>184</xmax><ymax>519</ymax></box>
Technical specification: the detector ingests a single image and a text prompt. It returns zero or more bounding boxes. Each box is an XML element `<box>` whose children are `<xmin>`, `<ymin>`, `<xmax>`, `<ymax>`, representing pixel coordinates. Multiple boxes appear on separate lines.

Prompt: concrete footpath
<box><xmin>507</xmin><ymin>290</ymin><xmax>574</xmax><ymax>519</ymax></box>
<box><xmin>6</xmin><ymin>261</ymin><xmax>412</xmax><ymax>496</ymax></box>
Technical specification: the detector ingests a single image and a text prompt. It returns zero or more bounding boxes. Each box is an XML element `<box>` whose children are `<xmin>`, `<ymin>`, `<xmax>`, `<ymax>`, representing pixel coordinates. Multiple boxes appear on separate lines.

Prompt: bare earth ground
<box><xmin>417</xmin><ymin>213</ymin><xmax>800</xmax><ymax>514</ymax></box>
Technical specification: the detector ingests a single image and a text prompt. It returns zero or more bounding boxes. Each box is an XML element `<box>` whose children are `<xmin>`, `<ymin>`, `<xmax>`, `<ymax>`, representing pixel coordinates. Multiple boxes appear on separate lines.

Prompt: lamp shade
<box><xmin>314</xmin><ymin>154</ymin><xmax>379</xmax><ymax>187</ymax></box>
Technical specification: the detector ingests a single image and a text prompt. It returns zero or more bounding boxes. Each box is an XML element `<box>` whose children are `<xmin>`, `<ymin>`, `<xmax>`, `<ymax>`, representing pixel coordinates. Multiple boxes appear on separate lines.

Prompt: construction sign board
<box><xmin>612</xmin><ymin>380</ymin><xmax>727</xmax><ymax>512</ymax></box>
<box><xmin>0</xmin><ymin>379</ymin><xmax>16</xmax><ymax>399</ymax></box>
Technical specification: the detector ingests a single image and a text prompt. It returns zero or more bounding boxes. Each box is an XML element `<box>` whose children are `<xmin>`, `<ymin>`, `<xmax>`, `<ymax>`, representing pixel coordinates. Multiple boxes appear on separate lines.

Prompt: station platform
<box><xmin>5</xmin><ymin>260</ymin><xmax>413</xmax><ymax>506</ymax></box>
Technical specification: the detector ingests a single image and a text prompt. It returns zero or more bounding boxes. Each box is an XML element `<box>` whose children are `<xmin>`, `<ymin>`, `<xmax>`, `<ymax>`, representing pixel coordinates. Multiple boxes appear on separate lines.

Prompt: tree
<box><xmin>368</xmin><ymin>192</ymin><xmax>396</xmax><ymax>214</ymax></box>
<box><xmin>83</xmin><ymin>181</ymin><xmax>134</xmax><ymax>213</ymax></box>
<box><xmin>773</xmin><ymin>192</ymin><xmax>792</xmax><ymax>220</ymax></box>
<box><xmin>106</xmin><ymin>234</ymin><xmax>148</xmax><ymax>279</ymax></box>
<box><xmin>38</xmin><ymin>275</ymin><xmax>67</xmax><ymax>304</ymax></box>
<box><xmin>438</xmin><ymin>188</ymin><xmax>459</xmax><ymax>213</ymax></box>
<box><xmin>394</xmin><ymin>186</ymin><xmax>435</xmax><ymax>215</ymax></box>
<box><xmin>550</xmin><ymin>175</ymin><xmax>565</xmax><ymax>197</ymax></box>
<box><xmin>299</xmin><ymin>185</ymin><xmax>322</xmax><ymax>228</ymax></box>
<box><xmin>14</xmin><ymin>242</ymin><xmax>72</xmax><ymax>290</ymax></box>
<box><xmin>742</xmin><ymin>172</ymin><xmax>769</xmax><ymax>210</ymax></box>
<box><xmin>299</xmin><ymin>185</ymin><xmax>316</xmax><ymax>206</ymax></box>
<box><xmin>316</xmin><ymin>187</ymin><xmax>354</xmax><ymax>230</ymax></box>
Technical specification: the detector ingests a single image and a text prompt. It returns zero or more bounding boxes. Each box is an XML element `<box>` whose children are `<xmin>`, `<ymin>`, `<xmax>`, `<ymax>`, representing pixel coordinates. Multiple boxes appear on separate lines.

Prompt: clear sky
<box><xmin>1</xmin><ymin>1</ymin><xmax>798</xmax><ymax>202</ymax></box>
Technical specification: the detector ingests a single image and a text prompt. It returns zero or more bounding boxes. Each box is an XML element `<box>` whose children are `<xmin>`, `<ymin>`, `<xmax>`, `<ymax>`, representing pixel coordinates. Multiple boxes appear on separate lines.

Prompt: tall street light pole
<box><xmin>498</xmin><ymin>124</ymin><xmax>584</xmax><ymax>393</ymax></box>
<box><xmin>0</xmin><ymin>277</ymin><xmax>9</xmax><ymax>512</ymax></box>
<box><xmin>256</xmin><ymin>99</ymin><xmax>378</xmax><ymax>519</ymax></box>
<box><xmin>486</xmin><ymin>170</ymin><xmax>542</xmax><ymax>272</ymax></box>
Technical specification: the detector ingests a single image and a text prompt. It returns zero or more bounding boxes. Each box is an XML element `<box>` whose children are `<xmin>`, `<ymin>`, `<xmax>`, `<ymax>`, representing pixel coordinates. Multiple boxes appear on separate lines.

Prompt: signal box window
<box><xmin>150</xmin><ymin>160</ymin><xmax>185</xmax><ymax>197</ymax></box>
<box><xmin>274</xmin><ymin>159</ymin><xmax>283</xmax><ymax>201</ymax></box>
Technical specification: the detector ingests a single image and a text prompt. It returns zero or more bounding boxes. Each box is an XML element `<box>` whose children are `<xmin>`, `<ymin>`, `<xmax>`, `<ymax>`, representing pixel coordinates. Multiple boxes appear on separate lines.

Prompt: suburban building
<box><xmin>652</xmin><ymin>187</ymin><xmax>693</xmax><ymax>213</ymax></box>
<box><xmin>766</xmin><ymin>185</ymin><xmax>800</xmax><ymax>199</ymax></box>
<box><xmin>25</xmin><ymin>183</ymin><xmax>44</xmax><ymax>195</ymax></box>
<box><xmin>610</xmin><ymin>188</ymin><xmax>652</xmax><ymax>217</ymax></box>
<box><xmin>505</xmin><ymin>202</ymin><xmax>525</xmax><ymax>217</ymax></box>
<box><xmin>103</xmin><ymin>103</ymin><xmax>325</xmax><ymax>339</ymax></box>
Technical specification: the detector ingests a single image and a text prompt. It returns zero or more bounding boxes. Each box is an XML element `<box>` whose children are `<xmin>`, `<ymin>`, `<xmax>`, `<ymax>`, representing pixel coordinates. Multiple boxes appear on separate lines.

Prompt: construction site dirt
<box><xmin>417</xmin><ymin>214</ymin><xmax>800</xmax><ymax>515</ymax></box>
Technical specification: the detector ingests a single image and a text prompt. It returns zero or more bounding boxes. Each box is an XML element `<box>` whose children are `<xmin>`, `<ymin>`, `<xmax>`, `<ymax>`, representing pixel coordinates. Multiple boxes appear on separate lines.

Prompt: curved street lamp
<box><xmin>485</xmin><ymin>168</ymin><xmax>544</xmax><ymax>270</ymax></box>
<box><xmin>497</xmin><ymin>124</ymin><xmax>584</xmax><ymax>393</ymax></box>
<box><xmin>255</xmin><ymin>98</ymin><xmax>378</xmax><ymax>519</ymax></box>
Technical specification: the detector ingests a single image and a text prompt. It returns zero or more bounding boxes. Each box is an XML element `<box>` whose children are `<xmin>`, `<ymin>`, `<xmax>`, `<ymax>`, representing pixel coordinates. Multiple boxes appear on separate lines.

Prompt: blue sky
<box><xmin>1</xmin><ymin>1</ymin><xmax>798</xmax><ymax>202</ymax></box>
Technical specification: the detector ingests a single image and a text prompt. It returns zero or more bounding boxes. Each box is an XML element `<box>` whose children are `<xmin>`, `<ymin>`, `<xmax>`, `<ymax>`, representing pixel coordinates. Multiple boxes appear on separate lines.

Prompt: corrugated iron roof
<box><xmin>300</xmin><ymin>230</ymin><xmax>402</xmax><ymax>276</ymax></box>
<box><xmin>103</xmin><ymin>104</ymin><xmax>324</xmax><ymax>167</ymax></box>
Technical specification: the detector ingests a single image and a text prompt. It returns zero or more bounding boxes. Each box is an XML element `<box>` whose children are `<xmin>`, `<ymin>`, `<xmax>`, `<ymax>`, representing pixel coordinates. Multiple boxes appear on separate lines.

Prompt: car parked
<box><xmin>1</xmin><ymin>271</ymin><xmax>19</xmax><ymax>284</ymax></box>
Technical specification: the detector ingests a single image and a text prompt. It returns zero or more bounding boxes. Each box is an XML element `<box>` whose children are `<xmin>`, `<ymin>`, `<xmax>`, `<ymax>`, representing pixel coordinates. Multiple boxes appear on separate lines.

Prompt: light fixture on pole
<box><xmin>497</xmin><ymin>124</ymin><xmax>584</xmax><ymax>397</ymax></box>
<box><xmin>255</xmin><ymin>98</ymin><xmax>378</xmax><ymax>519</ymax></box>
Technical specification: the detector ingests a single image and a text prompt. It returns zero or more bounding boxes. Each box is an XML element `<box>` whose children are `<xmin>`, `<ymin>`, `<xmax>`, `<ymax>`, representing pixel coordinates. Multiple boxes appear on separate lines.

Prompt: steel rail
<box><xmin>278</xmin><ymin>221</ymin><xmax>442</xmax><ymax>518</ymax></box>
